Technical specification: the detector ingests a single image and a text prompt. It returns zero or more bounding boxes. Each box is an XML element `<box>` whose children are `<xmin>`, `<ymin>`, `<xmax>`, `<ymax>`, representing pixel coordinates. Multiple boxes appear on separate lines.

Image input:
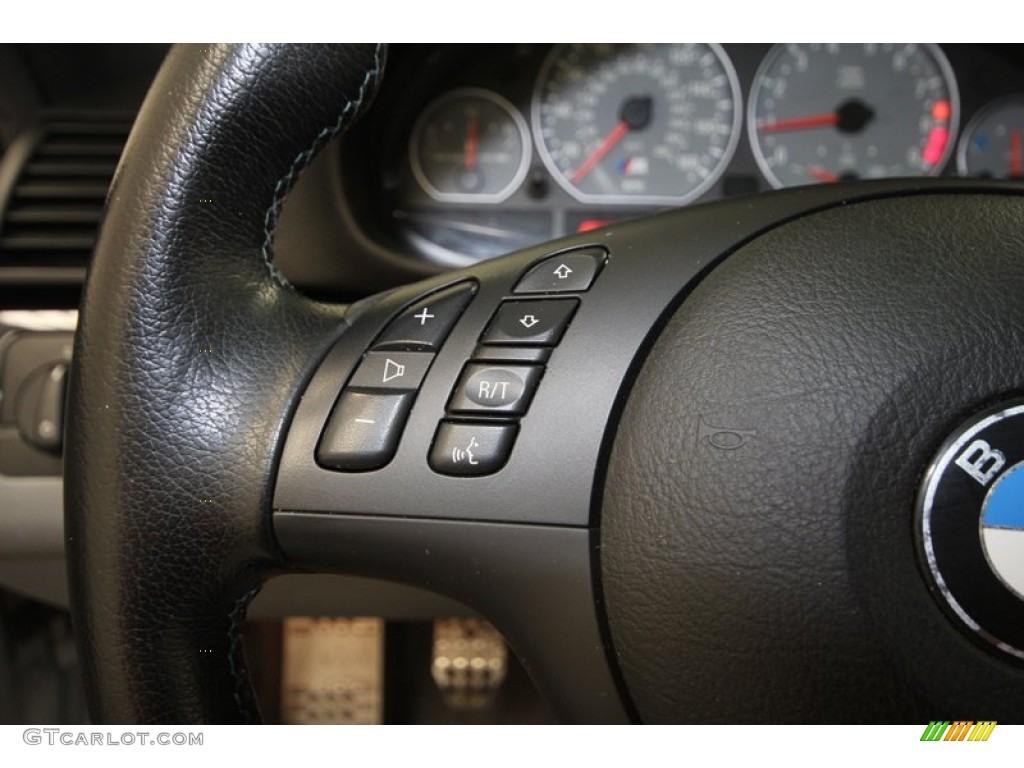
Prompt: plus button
<box><xmin>414</xmin><ymin>308</ymin><xmax>435</xmax><ymax>326</ymax></box>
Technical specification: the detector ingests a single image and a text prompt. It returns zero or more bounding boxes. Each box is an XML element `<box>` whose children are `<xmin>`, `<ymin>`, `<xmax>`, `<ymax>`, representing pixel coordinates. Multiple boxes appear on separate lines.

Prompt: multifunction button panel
<box><xmin>430</xmin><ymin>246</ymin><xmax>605</xmax><ymax>477</ymax></box>
<box><xmin>316</xmin><ymin>246</ymin><xmax>606</xmax><ymax>477</ymax></box>
<box><xmin>317</xmin><ymin>282</ymin><xmax>476</xmax><ymax>471</ymax></box>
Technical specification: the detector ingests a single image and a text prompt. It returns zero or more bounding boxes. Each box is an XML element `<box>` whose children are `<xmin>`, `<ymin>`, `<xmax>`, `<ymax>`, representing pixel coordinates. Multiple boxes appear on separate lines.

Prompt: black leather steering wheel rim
<box><xmin>65</xmin><ymin>43</ymin><xmax>385</xmax><ymax>723</ymax></box>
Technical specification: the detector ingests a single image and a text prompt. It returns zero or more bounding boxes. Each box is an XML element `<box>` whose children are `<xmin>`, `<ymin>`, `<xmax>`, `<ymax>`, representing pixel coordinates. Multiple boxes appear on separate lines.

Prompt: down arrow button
<box><xmin>481</xmin><ymin>299</ymin><xmax>579</xmax><ymax>346</ymax></box>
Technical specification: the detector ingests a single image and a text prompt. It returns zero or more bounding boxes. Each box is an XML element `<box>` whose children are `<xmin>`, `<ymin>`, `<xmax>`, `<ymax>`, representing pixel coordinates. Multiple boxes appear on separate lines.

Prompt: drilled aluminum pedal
<box><xmin>281</xmin><ymin>617</ymin><xmax>383</xmax><ymax>724</ymax></box>
<box><xmin>431</xmin><ymin>618</ymin><xmax>508</xmax><ymax>710</ymax></box>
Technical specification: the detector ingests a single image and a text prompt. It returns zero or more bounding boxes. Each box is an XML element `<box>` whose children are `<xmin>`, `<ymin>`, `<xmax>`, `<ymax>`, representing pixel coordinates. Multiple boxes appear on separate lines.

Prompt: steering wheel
<box><xmin>65</xmin><ymin>44</ymin><xmax>1024</xmax><ymax>723</ymax></box>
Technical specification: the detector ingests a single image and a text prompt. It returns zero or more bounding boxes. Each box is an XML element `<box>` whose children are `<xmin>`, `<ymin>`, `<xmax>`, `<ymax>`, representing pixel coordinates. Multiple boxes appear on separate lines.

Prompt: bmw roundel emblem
<box><xmin>918</xmin><ymin>401</ymin><xmax>1024</xmax><ymax>663</ymax></box>
<box><xmin>981</xmin><ymin>466</ymin><xmax>1024</xmax><ymax>601</ymax></box>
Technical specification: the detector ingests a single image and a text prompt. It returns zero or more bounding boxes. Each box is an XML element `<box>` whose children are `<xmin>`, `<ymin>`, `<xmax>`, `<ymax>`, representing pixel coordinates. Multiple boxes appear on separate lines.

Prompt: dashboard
<box><xmin>340</xmin><ymin>44</ymin><xmax>1024</xmax><ymax>269</ymax></box>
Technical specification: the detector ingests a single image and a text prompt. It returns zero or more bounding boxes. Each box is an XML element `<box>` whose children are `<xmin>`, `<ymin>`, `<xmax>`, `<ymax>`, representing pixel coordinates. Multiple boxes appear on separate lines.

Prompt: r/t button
<box><xmin>449</xmin><ymin>364</ymin><xmax>543</xmax><ymax>416</ymax></box>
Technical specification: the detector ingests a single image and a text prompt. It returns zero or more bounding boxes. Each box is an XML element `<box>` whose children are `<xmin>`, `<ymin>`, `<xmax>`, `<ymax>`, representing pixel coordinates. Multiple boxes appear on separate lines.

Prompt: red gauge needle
<box><xmin>571</xmin><ymin>121</ymin><xmax>630</xmax><ymax>184</ymax></box>
<box><xmin>465</xmin><ymin>118</ymin><xmax>479</xmax><ymax>171</ymax></box>
<box><xmin>759</xmin><ymin>112</ymin><xmax>840</xmax><ymax>133</ymax></box>
<box><xmin>806</xmin><ymin>166</ymin><xmax>840</xmax><ymax>183</ymax></box>
<box><xmin>1012</xmin><ymin>128</ymin><xmax>1022</xmax><ymax>178</ymax></box>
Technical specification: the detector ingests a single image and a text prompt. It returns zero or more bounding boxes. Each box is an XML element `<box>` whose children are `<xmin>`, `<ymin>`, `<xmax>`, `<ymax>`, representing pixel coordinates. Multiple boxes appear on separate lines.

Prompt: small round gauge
<box><xmin>532</xmin><ymin>43</ymin><xmax>741</xmax><ymax>205</ymax></box>
<box><xmin>958</xmin><ymin>97</ymin><xmax>1024</xmax><ymax>179</ymax></box>
<box><xmin>749</xmin><ymin>44</ymin><xmax>959</xmax><ymax>188</ymax></box>
<box><xmin>410</xmin><ymin>88</ymin><xmax>531</xmax><ymax>203</ymax></box>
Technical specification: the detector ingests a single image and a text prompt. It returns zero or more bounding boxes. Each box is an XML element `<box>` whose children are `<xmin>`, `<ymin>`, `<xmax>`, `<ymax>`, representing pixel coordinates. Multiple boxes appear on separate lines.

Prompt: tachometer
<box><xmin>410</xmin><ymin>88</ymin><xmax>531</xmax><ymax>204</ymax></box>
<box><xmin>533</xmin><ymin>44</ymin><xmax>741</xmax><ymax>205</ymax></box>
<box><xmin>749</xmin><ymin>44</ymin><xmax>958</xmax><ymax>188</ymax></box>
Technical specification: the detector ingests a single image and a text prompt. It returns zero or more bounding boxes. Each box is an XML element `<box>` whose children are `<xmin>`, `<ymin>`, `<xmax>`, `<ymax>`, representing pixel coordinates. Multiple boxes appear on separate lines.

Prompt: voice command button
<box><xmin>428</xmin><ymin>421</ymin><xmax>518</xmax><ymax>477</ymax></box>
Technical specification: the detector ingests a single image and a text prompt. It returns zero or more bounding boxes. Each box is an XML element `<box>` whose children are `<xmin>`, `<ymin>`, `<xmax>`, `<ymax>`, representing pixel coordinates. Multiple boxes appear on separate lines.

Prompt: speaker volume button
<box><xmin>348</xmin><ymin>351</ymin><xmax>435</xmax><ymax>391</ymax></box>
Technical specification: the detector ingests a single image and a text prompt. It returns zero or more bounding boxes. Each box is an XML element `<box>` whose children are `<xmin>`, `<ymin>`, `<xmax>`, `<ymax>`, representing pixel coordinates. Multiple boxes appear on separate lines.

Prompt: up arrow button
<box><xmin>514</xmin><ymin>247</ymin><xmax>606</xmax><ymax>294</ymax></box>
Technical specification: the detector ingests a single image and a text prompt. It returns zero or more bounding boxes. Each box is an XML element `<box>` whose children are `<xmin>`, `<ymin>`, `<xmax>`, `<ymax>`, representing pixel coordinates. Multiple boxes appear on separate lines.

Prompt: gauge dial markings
<box><xmin>749</xmin><ymin>44</ymin><xmax>959</xmax><ymax>189</ymax></box>
<box><xmin>533</xmin><ymin>43</ymin><xmax>741</xmax><ymax>205</ymax></box>
<box><xmin>410</xmin><ymin>87</ymin><xmax>531</xmax><ymax>204</ymax></box>
<box><xmin>957</xmin><ymin>96</ymin><xmax>1024</xmax><ymax>180</ymax></box>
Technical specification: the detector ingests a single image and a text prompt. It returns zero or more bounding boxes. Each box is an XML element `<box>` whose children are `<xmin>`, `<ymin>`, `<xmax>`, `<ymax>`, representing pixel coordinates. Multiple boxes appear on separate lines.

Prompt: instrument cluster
<box><xmin>357</xmin><ymin>44</ymin><xmax>1024</xmax><ymax>266</ymax></box>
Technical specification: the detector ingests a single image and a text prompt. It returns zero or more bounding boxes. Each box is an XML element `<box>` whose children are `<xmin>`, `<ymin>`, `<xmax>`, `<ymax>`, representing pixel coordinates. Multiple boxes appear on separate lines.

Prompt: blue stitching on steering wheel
<box><xmin>260</xmin><ymin>43</ymin><xmax>385</xmax><ymax>289</ymax></box>
<box><xmin>228</xmin><ymin>584</ymin><xmax>262</xmax><ymax>722</ymax></box>
<box><xmin>230</xmin><ymin>45</ymin><xmax>386</xmax><ymax>722</ymax></box>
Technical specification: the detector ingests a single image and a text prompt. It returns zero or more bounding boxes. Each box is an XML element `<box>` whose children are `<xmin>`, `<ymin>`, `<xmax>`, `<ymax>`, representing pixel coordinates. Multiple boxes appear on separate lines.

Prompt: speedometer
<box><xmin>532</xmin><ymin>44</ymin><xmax>741</xmax><ymax>205</ymax></box>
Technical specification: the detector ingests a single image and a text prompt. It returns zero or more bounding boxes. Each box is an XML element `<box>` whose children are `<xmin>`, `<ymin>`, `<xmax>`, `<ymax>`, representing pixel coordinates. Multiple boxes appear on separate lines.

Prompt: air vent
<box><xmin>0</xmin><ymin>117</ymin><xmax>131</xmax><ymax>283</ymax></box>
